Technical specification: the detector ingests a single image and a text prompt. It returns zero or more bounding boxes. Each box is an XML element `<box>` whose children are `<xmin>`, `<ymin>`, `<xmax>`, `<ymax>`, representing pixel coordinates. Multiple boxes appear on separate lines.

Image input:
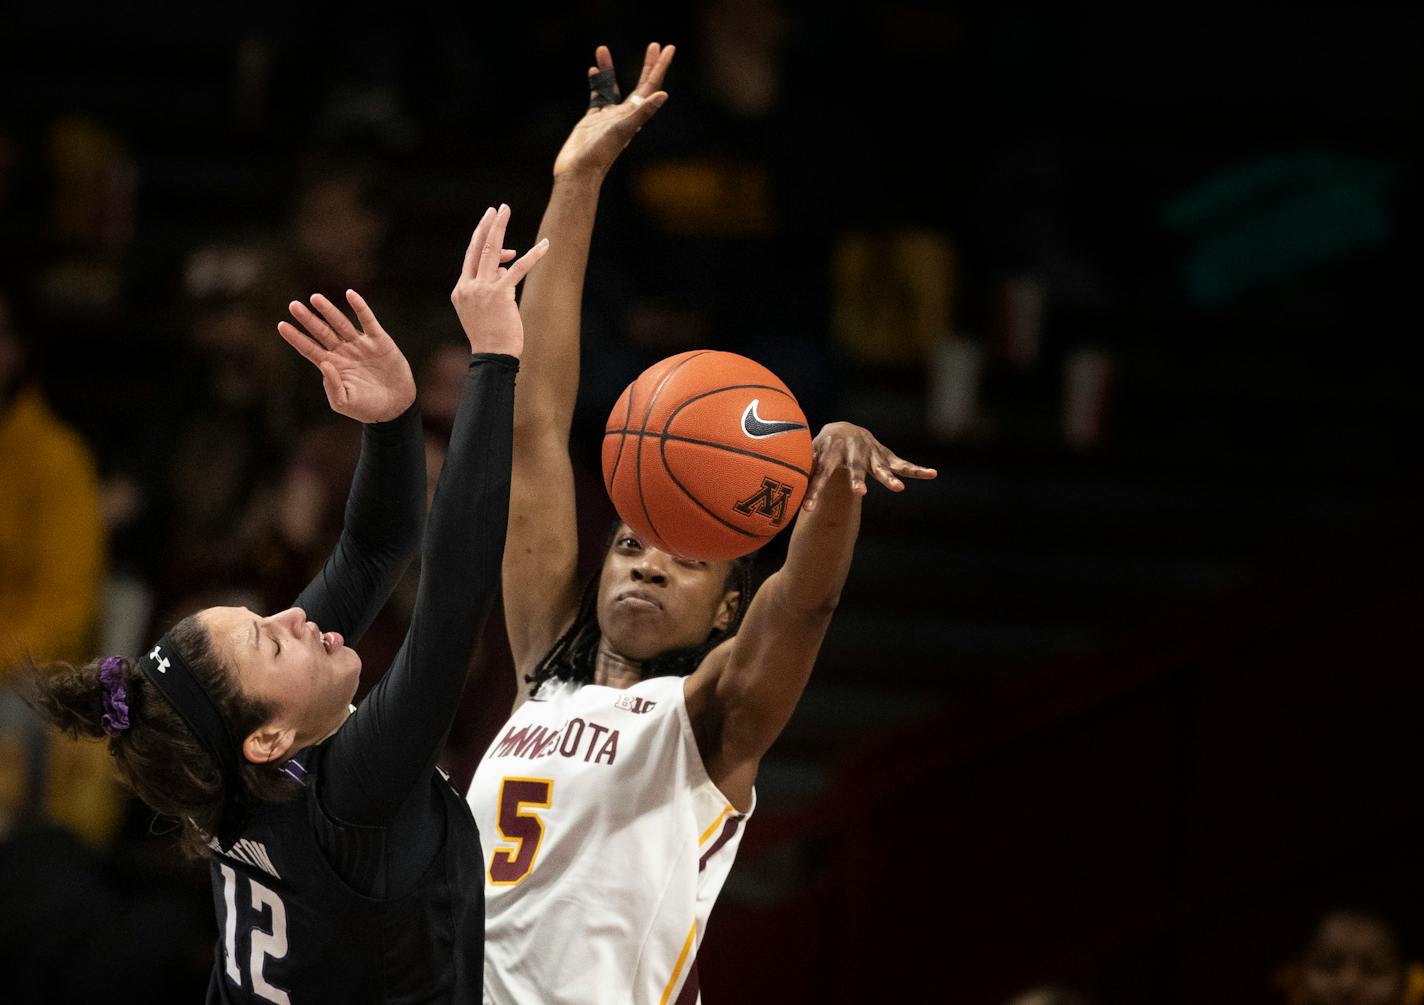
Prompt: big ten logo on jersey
<box><xmin>734</xmin><ymin>476</ymin><xmax>793</xmax><ymax>526</ymax></box>
<box><xmin>615</xmin><ymin>694</ymin><xmax>658</xmax><ymax>714</ymax></box>
<box><xmin>487</xmin><ymin>717</ymin><xmax>621</xmax><ymax>766</ymax></box>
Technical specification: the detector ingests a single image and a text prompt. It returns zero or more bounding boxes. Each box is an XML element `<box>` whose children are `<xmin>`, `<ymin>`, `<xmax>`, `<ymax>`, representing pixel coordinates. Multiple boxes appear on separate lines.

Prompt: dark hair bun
<box><xmin>27</xmin><ymin>656</ymin><xmax>130</xmax><ymax>741</ymax></box>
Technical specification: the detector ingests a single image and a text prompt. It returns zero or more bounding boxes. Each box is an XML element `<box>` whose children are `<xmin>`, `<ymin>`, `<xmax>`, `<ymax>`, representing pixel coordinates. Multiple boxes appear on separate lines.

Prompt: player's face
<box><xmin>596</xmin><ymin>525</ymin><xmax>738</xmax><ymax>662</ymax></box>
<box><xmin>201</xmin><ymin>605</ymin><xmax>362</xmax><ymax>748</ymax></box>
<box><xmin>1300</xmin><ymin>913</ymin><xmax>1405</xmax><ymax>1005</ymax></box>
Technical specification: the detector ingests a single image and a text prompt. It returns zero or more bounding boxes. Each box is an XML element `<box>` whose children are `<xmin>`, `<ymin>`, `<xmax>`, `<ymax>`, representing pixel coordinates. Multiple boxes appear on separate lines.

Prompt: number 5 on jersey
<box><xmin>488</xmin><ymin>777</ymin><xmax>553</xmax><ymax>885</ymax></box>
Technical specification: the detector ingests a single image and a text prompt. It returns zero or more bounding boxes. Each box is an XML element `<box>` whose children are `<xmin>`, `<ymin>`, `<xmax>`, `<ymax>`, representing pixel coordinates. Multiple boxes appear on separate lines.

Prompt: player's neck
<box><xmin>593</xmin><ymin>638</ymin><xmax>643</xmax><ymax>690</ymax></box>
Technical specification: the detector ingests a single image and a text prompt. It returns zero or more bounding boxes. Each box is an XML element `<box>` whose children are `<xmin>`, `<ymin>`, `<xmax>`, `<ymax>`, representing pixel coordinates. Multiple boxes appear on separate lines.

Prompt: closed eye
<box><xmin>270</xmin><ymin>633</ymin><xmax>281</xmax><ymax>658</ymax></box>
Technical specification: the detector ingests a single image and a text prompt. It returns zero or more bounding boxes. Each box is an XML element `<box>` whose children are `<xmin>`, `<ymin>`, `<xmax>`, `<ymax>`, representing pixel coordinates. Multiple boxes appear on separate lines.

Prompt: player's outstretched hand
<box><xmin>802</xmin><ymin>422</ymin><xmax>937</xmax><ymax>513</ymax></box>
<box><xmin>553</xmin><ymin>42</ymin><xmax>674</xmax><ymax>181</ymax></box>
<box><xmin>451</xmin><ymin>204</ymin><xmax>550</xmax><ymax>359</ymax></box>
<box><xmin>278</xmin><ymin>290</ymin><xmax>416</xmax><ymax>423</ymax></box>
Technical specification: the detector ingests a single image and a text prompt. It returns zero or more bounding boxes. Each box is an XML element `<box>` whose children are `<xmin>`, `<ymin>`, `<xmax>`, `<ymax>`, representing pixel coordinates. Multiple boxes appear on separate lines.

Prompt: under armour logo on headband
<box><xmin>139</xmin><ymin>632</ymin><xmax>241</xmax><ymax>794</ymax></box>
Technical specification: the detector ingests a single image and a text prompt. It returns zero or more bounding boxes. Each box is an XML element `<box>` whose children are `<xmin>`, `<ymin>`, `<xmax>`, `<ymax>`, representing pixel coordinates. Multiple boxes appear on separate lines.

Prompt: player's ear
<box><xmin>243</xmin><ymin>722</ymin><xmax>296</xmax><ymax>765</ymax></box>
<box><xmin>712</xmin><ymin>589</ymin><xmax>740</xmax><ymax>633</ymax></box>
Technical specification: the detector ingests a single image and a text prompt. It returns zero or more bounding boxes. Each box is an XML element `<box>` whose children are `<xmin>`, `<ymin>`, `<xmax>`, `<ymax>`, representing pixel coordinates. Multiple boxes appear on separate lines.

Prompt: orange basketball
<box><xmin>602</xmin><ymin>350</ymin><xmax>814</xmax><ymax>561</ymax></box>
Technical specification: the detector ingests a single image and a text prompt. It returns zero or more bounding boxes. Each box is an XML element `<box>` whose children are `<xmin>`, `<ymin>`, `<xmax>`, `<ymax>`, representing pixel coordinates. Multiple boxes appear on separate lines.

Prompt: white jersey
<box><xmin>467</xmin><ymin>674</ymin><xmax>753</xmax><ymax>1004</ymax></box>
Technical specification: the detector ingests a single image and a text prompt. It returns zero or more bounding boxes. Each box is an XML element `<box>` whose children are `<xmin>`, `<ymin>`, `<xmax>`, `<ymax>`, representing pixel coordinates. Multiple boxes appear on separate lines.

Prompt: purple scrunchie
<box><xmin>99</xmin><ymin>656</ymin><xmax>131</xmax><ymax>738</ymax></box>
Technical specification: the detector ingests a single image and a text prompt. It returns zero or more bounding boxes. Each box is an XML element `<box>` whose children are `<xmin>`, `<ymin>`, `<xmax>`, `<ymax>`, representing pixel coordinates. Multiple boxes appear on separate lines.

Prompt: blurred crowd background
<box><xmin>1</xmin><ymin>3</ymin><xmax>1420</xmax><ymax>1002</ymax></box>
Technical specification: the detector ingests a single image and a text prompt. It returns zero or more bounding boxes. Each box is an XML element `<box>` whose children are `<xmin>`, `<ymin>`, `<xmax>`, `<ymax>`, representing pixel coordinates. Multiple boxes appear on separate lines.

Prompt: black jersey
<box><xmin>204</xmin><ymin>754</ymin><xmax>484</xmax><ymax>1005</ymax></box>
<box><xmin>200</xmin><ymin>354</ymin><xmax>517</xmax><ymax>1003</ymax></box>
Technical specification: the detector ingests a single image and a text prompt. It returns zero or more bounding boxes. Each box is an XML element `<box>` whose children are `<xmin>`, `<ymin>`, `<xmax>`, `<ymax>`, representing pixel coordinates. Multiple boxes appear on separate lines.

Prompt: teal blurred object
<box><xmin>1163</xmin><ymin>151</ymin><xmax>1402</xmax><ymax>306</ymax></box>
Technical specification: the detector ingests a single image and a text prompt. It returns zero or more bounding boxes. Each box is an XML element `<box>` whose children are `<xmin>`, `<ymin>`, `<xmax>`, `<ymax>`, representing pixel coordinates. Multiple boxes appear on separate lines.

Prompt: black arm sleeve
<box><xmin>317</xmin><ymin>354</ymin><xmax>516</xmax><ymax>827</ymax></box>
<box><xmin>292</xmin><ymin>402</ymin><xmax>426</xmax><ymax>642</ymax></box>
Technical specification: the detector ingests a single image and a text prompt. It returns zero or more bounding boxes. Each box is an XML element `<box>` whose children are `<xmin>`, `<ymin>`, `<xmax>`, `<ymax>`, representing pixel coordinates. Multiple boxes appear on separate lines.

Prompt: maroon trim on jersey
<box><xmin>674</xmin><ymin>957</ymin><xmax>701</xmax><ymax>1005</ymax></box>
<box><xmin>698</xmin><ymin>816</ymin><xmax>742</xmax><ymax>873</ymax></box>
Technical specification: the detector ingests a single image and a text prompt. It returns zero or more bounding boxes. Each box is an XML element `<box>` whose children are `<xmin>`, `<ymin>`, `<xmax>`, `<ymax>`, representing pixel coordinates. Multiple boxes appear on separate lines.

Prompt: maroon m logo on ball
<box><xmin>733</xmin><ymin>477</ymin><xmax>793</xmax><ymax>527</ymax></box>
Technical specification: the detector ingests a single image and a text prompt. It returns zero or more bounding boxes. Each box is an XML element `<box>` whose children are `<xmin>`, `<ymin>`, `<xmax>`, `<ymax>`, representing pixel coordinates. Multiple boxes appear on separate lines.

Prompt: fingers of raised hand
<box><xmin>317</xmin><ymin>359</ymin><xmax>347</xmax><ymax>404</ymax></box>
<box><xmin>276</xmin><ymin>320</ymin><xmax>325</xmax><ymax>364</ymax></box>
<box><xmin>504</xmin><ymin>238</ymin><xmax>551</xmax><ymax>286</ymax></box>
<box><xmin>310</xmin><ymin>293</ymin><xmax>361</xmax><ymax>342</ymax></box>
<box><xmin>344</xmin><ymin>289</ymin><xmax>383</xmax><ymax>337</ymax></box>
<box><xmin>460</xmin><ymin>238</ymin><xmax>512</xmax><ymax>277</ymax></box>
<box><xmin>886</xmin><ymin>455</ymin><xmax>939</xmax><ymax>480</ymax></box>
<box><xmin>844</xmin><ymin>437</ymin><xmax>870</xmax><ymax>495</ymax></box>
<box><xmin>802</xmin><ymin>439</ymin><xmax>842</xmax><ymax>512</ymax></box>
<box><xmin>869</xmin><ymin>453</ymin><xmax>905</xmax><ymax>492</ymax></box>
<box><xmin>588</xmin><ymin>66</ymin><xmax>621</xmax><ymax>110</ymax></box>
<box><xmin>635</xmin><ymin>42</ymin><xmax>659</xmax><ymax>91</ymax></box>
<box><xmin>636</xmin><ymin>42</ymin><xmax>675</xmax><ymax>96</ymax></box>
<box><xmin>462</xmin><ymin>206</ymin><xmax>497</xmax><ymax>279</ymax></box>
<box><xmin>287</xmin><ymin>300</ymin><xmax>340</xmax><ymax>349</ymax></box>
<box><xmin>478</xmin><ymin>204</ymin><xmax>511</xmax><ymax>280</ymax></box>
<box><xmin>588</xmin><ymin>46</ymin><xmax>620</xmax><ymax>110</ymax></box>
<box><xmin>802</xmin><ymin>469</ymin><xmax>829</xmax><ymax>513</ymax></box>
<box><xmin>626</xmin><ymin>91</ymin><xmax>669</xmax><ymax>130</ymax></box>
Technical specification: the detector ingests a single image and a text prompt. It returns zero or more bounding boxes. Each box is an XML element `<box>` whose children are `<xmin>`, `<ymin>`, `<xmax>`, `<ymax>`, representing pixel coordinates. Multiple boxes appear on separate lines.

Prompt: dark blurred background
<box><xmin>1</xmin><ymin>3</ymin><xmax>1421</xmax><ymax>1002</ymax></box>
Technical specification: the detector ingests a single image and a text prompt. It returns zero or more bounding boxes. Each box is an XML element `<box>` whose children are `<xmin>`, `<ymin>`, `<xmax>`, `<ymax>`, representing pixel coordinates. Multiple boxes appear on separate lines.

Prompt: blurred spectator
<box><xmin>39</xmin><ymin>116</ymin><xmax>135</xmax><ymax>319</ymax></box>
<box><xmin>1280</xmin><ymin>906</ymin><xmax>1424</xmax><ymax>1005</ymax></box>
<box><xmin>0</xmin><ymin>292</ymin><xmax>104</xmax><ymax>666</ymax></box>
<box><xmin>47</xmin><ymin>116</ymin><xmax>134</xmax><ymax>249</ymax></box>
<box><xmin>89</xmin><ymin>244</ymin><xmax>281</xmax><ymax>646</ymax></box>
<box><xmin>148</xmin><ymin>247</ymin><xmax>303</xmax><ymax>615</ymax></box>
<box><xmin>279</xmin><ymin>164</ymin><xmax>422</xmax><ymax>365</ymax></box>
<box><xmin>247</xmin><ymin>421</ymin><xmax>363</xmax><ymax>600</ymax></box>
<box><xmin>292</xmin><ymin>167</ymin><xmax>390</xmax><ymax>294</ymax></box>
<box><xmin>0</xmin><ymin>289</ymin><xmax>122</xmax><ymax>848</ymax></box>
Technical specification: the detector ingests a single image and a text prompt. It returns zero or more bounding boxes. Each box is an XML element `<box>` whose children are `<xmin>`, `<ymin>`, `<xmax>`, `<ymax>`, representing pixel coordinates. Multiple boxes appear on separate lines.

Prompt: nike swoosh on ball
<box><xmin>741</xmin><ymin>399</ymin><xmax>807</xmax><ymax>438</ymax></box>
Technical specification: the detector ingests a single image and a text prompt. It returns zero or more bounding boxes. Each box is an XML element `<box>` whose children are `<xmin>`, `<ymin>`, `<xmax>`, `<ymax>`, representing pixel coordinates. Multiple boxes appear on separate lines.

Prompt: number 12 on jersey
<box><xmin>219</xmin><ymin>863</ymin><xmax>291</xmax><ymax>1004</ymax></box>
<box><xmin>488</xmin><ymin>777</ymin><xmax>554</xmax><ymax>885</ymax></box>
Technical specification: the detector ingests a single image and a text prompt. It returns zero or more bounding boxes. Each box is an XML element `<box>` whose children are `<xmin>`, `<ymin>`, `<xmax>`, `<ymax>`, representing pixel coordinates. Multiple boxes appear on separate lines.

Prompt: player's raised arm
<box><xmin>503</xmin><ymin>42</ymin><xmax>674</xmax><ymax>699</ymax></box>
<box><xmin>276</xmin><ymin>290</ymin><xmax>426</xmax><ymax>642</ymax></box>
<box><xmin>684</xmin><ymin>423</ymin><xmax>937</xmax><ymax>809</ymax></box>
<box><xmin>314</xmin><ymin>206</ymin><xmax>548</xmax><ymax>822</ymax></box>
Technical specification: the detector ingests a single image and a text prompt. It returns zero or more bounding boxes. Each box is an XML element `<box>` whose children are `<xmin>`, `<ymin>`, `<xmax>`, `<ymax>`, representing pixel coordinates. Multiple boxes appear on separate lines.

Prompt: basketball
<box><xmin>601</xmin><ymin>350</ymin><xmax>814</xmax><ymax>561</ymax></box>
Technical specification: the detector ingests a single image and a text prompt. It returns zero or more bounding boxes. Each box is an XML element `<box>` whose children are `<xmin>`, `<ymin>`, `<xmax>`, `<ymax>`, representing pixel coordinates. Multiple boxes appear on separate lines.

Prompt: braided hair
<box><xmin>526</xmin><ymin>524</ymin><xmax>755</xmax><ymax>695</ymax></box>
